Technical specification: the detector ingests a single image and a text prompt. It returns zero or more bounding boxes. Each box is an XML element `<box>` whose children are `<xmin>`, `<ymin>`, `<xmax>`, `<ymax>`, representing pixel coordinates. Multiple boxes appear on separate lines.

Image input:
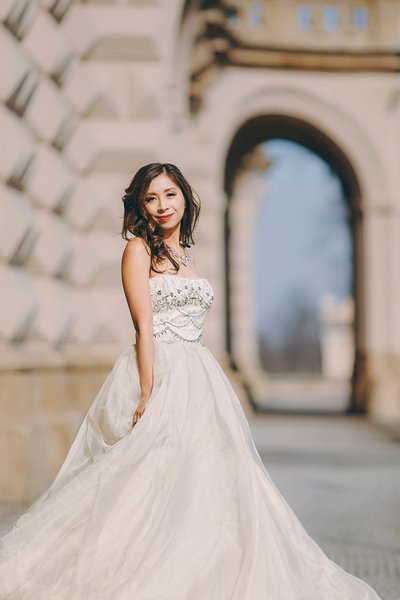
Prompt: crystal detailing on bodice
<box><xmin>149</xmin><ymin>275</ymin><xmax>214</xmax><ymax>345</ymax></box>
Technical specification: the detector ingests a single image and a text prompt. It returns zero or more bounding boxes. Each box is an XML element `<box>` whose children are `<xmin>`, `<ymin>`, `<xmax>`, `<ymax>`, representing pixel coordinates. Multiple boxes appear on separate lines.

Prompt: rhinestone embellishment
<box><xmin>149</xmin><ymin>276</ymin><xmax>214</xmax><ymax>345</ymax></box>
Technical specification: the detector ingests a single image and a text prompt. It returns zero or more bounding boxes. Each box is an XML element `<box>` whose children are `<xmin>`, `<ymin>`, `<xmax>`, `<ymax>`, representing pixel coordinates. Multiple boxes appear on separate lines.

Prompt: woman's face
<box><xmin>143</xmin><ymin>173</ymin><xmax>186</xmax><ymax>231</ymax></box>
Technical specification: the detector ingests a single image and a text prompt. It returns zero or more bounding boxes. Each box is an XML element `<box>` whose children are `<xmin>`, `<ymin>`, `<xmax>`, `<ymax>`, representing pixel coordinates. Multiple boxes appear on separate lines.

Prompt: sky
<box><xmin>252</xmin><ymin>139</ymin><xmax>353</xmax><ymax>347</ymax></box>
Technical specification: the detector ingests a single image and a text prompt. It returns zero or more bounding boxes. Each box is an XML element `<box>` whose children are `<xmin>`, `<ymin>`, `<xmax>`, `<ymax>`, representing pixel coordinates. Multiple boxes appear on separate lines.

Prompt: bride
<box><xmin>0</xmin><ymin>162</ymin><xmax>383</xmax><ymax>599</ymax></box>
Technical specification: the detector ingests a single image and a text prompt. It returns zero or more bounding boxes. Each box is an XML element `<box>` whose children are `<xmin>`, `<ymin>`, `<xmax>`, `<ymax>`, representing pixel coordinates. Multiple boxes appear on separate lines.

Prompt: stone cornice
<box><xmin>226</xmin><ymin>46</ymin><xmax>400</xmax><ymax>72</ymax></box>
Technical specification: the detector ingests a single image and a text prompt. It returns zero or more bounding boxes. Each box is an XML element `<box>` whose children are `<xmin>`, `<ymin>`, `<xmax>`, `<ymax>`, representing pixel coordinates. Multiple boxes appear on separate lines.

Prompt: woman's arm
<box><xmin>121</xmin><ymin>237</ymin><xmax>154</xmax><ymax>426</ymax></box>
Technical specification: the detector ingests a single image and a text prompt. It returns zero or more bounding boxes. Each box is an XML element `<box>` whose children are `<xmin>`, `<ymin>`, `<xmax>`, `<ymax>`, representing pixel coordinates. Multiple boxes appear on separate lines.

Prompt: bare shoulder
<box><xmin>124</xmin><ymin>236</ymin><xmax>149</xmax><ymax>256</ymax></box>
<box><xmin>122</xmin><ymin>237</ymin><xmax>151</xmax><ymax>271</ymax></box>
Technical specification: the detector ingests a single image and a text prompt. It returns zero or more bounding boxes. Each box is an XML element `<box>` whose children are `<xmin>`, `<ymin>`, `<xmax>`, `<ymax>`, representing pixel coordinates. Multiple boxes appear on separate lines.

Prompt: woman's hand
<box><xmin>132</xmin><ymin>394</ymin><xmax>150</xmax><ymax>427</ymax></box>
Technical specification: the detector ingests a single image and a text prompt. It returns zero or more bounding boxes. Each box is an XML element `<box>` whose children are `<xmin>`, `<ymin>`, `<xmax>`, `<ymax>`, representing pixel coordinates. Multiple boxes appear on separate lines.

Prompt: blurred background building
<box><xmin>1</xmin><ymin>0</ymin><xmax>400</xmax><ymax>505</ymax></box>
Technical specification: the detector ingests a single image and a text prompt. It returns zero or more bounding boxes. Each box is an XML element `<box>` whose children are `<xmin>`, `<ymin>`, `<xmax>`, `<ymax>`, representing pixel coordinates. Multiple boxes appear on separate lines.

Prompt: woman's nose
<box><xmin>157</xmin><ymin>197</ymin><xmax>168</xmax><ymax>211</ymax></box>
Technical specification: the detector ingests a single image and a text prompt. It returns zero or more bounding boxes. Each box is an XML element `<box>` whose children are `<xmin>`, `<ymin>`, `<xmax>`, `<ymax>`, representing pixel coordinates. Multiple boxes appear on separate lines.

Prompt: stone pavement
<box><xmin>248</xmin><ymin>414</ymin><xmax>400</xmax><ymax>600</ymax></box>
<box><xmin>1</xmin><ymin>415</ymin><xmax>399</xmax><ymax>598</ymax></box>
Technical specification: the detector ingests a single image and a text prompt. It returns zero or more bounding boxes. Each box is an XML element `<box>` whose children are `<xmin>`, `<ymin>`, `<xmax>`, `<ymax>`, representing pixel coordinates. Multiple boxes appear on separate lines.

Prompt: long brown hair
<box><xmin>121</xmin><ymin>163</ymin><xmax>201</xmax><ymax>274</ymax></box>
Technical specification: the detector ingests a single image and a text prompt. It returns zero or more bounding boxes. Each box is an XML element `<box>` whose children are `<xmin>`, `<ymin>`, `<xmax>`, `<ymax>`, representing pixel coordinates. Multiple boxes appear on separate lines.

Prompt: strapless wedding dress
<box><xmin>0</xmin><ymin>275</ymin><xmax>383</xmax><ymax>599</ymax></box>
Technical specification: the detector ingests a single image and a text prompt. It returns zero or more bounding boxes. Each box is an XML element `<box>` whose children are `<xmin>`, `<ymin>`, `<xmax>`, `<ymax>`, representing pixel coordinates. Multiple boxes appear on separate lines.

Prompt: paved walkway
<box><xmin>249</xmin><ymin>414</ymin><xmax>400</xmax><ymax>599</ymax></box>
<box><xmin>1</xmin><ymin>415</ymin><xmax>399</xmax><ymax>598</ymax></box>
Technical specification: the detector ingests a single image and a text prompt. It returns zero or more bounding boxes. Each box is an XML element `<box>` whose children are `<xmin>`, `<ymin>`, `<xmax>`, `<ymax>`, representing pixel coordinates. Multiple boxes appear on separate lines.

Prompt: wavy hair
<box><xmin>121</xmin><ymin>163</ymin><xmax>201</xmax><ymax>274</ymax></box>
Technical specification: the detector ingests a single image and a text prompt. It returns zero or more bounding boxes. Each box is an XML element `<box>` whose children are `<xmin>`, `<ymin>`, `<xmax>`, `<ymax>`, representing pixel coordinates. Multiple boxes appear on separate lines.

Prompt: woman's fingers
<box><xmin>132</xmin><ymin>404</ymin><xmax>146</xmax><ymax>427</ymax></box>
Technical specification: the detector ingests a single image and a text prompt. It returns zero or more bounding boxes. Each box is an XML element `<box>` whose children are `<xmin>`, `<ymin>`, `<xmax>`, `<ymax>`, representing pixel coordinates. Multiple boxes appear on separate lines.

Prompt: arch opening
<box><xmin>224</xmin><ymin>114</ymin><xmax>366</xmax><ymax>414</ymax></box>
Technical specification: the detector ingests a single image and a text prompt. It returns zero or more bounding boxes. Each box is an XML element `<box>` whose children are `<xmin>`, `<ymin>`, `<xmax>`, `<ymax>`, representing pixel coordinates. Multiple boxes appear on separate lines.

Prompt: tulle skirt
<box><xmin>0</xmin><ymin>340</ymin><xmax>382</xmax><ymax>599</ymax></box>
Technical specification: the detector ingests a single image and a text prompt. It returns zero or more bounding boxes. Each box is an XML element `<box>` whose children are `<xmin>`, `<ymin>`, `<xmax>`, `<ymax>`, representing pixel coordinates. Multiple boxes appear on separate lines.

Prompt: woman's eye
<box><xmin>146</xmin><ymin>197</ymin><xmax>156</xmax><ymax>202</ymax></box>
<box><xmin>167</xmin><ymin>193</ymin><xmax>176</xmax><ymax>198</ymax></box>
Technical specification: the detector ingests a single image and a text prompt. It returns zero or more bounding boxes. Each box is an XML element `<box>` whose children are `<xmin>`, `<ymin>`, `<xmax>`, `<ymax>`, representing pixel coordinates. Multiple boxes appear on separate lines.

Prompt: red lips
<box><xmin>158</xmin><ymin>214</ymin><xmax>173</xmax><ymax>222</ymax></box>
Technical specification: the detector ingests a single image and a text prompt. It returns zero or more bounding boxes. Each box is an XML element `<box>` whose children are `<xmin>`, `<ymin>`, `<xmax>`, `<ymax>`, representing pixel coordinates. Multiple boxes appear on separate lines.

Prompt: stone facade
<box><xmin>1</xmin><ymin>0</ymin><xmax>400</xmax><ymax>503</ymax></box>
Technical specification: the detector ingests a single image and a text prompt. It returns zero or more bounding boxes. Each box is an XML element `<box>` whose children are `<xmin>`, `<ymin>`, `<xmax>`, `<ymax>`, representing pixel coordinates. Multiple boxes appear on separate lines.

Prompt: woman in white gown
<box><xmin>0</xmin><ymin>163</ymin><xmax>383</xmax><ymax>599</ymax></box>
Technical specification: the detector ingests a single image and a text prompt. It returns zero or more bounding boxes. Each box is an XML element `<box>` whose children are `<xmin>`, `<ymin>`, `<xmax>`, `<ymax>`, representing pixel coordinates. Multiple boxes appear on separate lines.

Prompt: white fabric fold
<box><xmin>0</xmin><ymin>339</ymin><xmax>382</xmax><ymax>599</ymax></box>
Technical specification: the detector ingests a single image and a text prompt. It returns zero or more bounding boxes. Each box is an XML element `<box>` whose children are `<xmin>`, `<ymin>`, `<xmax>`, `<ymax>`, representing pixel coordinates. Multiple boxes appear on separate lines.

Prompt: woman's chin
<box><xmin>157</xmin><ymin>219</ymin><xmax>181</xmax><ymax>230</ymax></box>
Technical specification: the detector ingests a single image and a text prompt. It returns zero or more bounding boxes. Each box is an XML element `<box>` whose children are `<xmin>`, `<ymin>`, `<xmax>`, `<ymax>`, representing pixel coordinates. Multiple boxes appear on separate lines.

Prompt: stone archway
<box><xmin>224</xmin><ymin>114</ymin><xmax>365</xmax><ymax>413</ymax></box>
<box><xmin>177</xmin><ymin>65</ymin><xmax>398</xmax><ymax>421</ymax></box>
<box><xmin>167</xmin><ymin>0</ymin><xmax>400</xmax><ymax>418</ymax></box>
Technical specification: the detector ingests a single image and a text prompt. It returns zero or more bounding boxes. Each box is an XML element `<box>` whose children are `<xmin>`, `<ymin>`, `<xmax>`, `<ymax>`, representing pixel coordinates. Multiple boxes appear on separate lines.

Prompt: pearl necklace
<box><xmin>165</xmin><ymin>243</ymin><xmax>190</xmax><ymax>267</ymax></box>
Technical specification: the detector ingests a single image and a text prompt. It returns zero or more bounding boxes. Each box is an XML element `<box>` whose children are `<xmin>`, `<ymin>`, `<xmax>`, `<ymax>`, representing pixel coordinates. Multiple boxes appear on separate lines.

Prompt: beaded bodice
<box><xmin>149</xmin><ymin>275</ymin><xmax>214</xmax><ymax>345</ymax></box>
